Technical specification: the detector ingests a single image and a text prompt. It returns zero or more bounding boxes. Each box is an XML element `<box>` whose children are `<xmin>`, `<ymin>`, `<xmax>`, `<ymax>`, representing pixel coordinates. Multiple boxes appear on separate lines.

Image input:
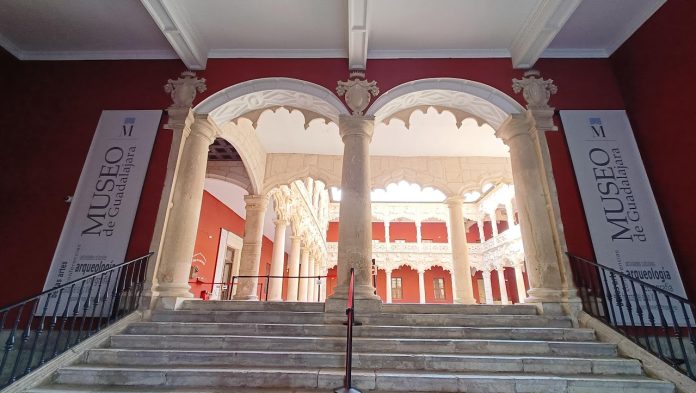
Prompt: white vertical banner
<box><xmin>43</xmin><ymin>110</ymin><xmax>161</xmax><ymax>313</ymax></box>
<box><xmin>561</xmin><ymin>110</ymin><xmax>689</xmax><ymax>325</ymax></box>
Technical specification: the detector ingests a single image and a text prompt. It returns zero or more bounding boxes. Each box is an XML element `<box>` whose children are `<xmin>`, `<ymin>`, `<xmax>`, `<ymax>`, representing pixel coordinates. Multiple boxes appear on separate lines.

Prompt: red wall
<box><xmin>609</xmin><ymin>0</ymin><xmax>696</xmax><ymax>301</ymax></box>
<box><xmin>421</xmin><ymin>222</ymin><xmax>448</xmax><ymax>243</ymax></box>
<box><xmin>0</xmin><ymin>55</ymin><xmax>632</xmax><ymax>305</ymax></box>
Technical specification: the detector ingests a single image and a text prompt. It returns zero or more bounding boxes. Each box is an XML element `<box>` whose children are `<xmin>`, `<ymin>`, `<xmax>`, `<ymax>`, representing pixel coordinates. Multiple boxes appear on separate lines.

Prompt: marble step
<box><xmin>380</xmin><ymin>303</ymin><xmax>538</xmax><ymax>315</ymax></box>
<box><xmin>179</xmin><ymin>300</ymin><xmax>325</xmax><ymax>312</ymax></box>
<box><xmin>150</xmin><ymin>310</ymin><xmax>573</xmax><ymax>328</ymax></box>
<box><xmin>109</xmin><ymin>335</ymin><xmax>618</xmax><ymax>357</ymax></box>
<box><xmin>126</xmin><ymin>322</ymin><xmax>596</xmax><ymax>341</ymax></box>
<box><xmin>84</xmin><ymin>348</ymin><xmax>643</xmax><ymax>375</ymax></box>
<box><xmin>49</xmin><ymin>366</ymin><xmax>675</xmax><ymax>393</ymax></box>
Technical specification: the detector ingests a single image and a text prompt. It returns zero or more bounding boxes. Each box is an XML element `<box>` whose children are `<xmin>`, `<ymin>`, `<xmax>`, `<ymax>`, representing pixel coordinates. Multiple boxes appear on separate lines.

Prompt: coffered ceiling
<box><xmin>0</xmin><ymin>0</ymin><xmax>666</xmax><ymax>70</ymax></box>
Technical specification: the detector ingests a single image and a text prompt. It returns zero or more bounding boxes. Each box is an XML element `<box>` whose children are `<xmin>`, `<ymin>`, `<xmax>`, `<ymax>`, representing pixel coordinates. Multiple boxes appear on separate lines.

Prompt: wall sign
<box><xmin>43</xmin><ymin>110</ymin><xmax>161</xmax><ymax>312</ymax></box>
<box><xmin>561</xmin><ymin>110</ymin><xmax>688</xmax><ymax>325</ymax></box>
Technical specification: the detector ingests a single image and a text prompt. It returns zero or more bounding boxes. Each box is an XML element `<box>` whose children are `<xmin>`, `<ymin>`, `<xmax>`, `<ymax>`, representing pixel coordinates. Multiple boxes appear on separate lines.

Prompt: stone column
<box><xmin>327</xmin><ymin>115</ymin><xmax>381</xmax><ymax>311</ymax></box>
<box><xmin>154</xmin><ymin>114</ymin><xmax>216</xmax><ymax>302</ymax></box>
<box><xmin>446</xmin><ymin>197</ymin><xmax>476</xmax><ymax>304</ymax></box>
<box><xmin>233</xmin><ymin>195</ymin><xmax>269</xmax><ymax>300</ymax></box>
<box><xmin>385</xmin><ymin>269</ymin><xmax>393</xmax><ymax>304</ymax></box>
<box><xmin>505</xmin><ymin>201</ymin><xmax>515</xmax><ymax>227</ymax></box>
<box><xmin>308</xmin><ymin>255</ymin><xmax>316</xmax><ymax>302</ymax></box>
<box><xmin>286</xmin><ymin>235</ymin><xmax>302</xmax><ymax>301</ymax></box>
<box><xmin>477</xmin><ymin>218</ymin><xmax>486</xmax><ymax>243</ymax></box>
<box><xmin>514</xmin><ymin>264</ymin><xmax>527</xmax><ymax>304</ymax></box>
<box><xmin>482</xmin><ymin>270</ymin><xmax>494</xmax><ymax>305</ymax></box>
<box><xmin>496</xmin><ymin>268</ymin><xmax>509</xmax><ymax>305</ymax></box>
<box><xmin>384</xmin><ymin>221</ymin><xmax>390</xmax><ymax>249</ymax></box>
<box><xmin>415</xmin><ymin>220</ymin><xmax>422</xmax><ymax>244</ymax></box>
<box><xmin>489</xmin><ymin>210</ymin><xmax>499</xmax><ymax>237</ymax></box>
<box><xmin>267</xmin><ymin>219</ymin><xmax>288</xmax><ymax>301</ymax></box>
<box><xmin>417</xmin><ymin>269</ymin><xmax>426</xmax><ymax>304</ymax></box>
<box><xmin>298</xmin><ymin>245</ymin><xmax>309</xmax><ymax>302</ymax></box>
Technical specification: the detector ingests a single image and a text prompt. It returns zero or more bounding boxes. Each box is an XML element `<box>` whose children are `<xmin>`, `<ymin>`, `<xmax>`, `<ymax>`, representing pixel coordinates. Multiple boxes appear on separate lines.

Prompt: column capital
<box><xmin>339</xmin><ymin>115</ymin><xmax>375</xmax><ymax>141</ymax></box>
<box><xmin>273</xmin><ymin>218</ymin><xmax>289</xmax><ymax>227</ymax></box>
<box><xmin>190</xmin><ymin>114</ymin><xmax>218</xmax><ymax>144</ymax></box>
<box><xmin>244</xmin><ymin>194</ymin><xmax>269</xmax><ymax>212</ymax></box>
<box><xmin>445</xmin><ymin>196</ymin><xmax>464</xmax><ymax>208</ymax></box>
<box><xmin>495</xmin><ymin>112</ymin><xmax>535</xmax><ymax>144</ymax></box>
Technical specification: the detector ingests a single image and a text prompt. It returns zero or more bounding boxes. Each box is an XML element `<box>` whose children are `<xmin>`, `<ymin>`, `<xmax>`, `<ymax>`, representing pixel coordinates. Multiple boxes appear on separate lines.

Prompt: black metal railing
<box><xmin>0</xmin><ymin>253</ymin><xmax>153</xmax><ymax>388</ymax></box>
<box><xmin>199</xmin><ymin>274</ymin><xmax>329</xmax><ymax>302</ymax></box>
<box><xmin>335</xmin><ymin>267</ymin><xmax>360</xmax><ymax>393</ymax></box>
<box><xmin>568</xmin><ymin>253</ymin><xmax>696</xmax><ymax>380</ymax></box>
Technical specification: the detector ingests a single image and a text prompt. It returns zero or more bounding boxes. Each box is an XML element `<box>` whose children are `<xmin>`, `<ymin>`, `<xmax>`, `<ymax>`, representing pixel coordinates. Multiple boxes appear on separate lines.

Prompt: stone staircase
<box><xmin>27</xmin><ymin>301</ymin><xmax>674</xmax><ymax>392</ymax></box>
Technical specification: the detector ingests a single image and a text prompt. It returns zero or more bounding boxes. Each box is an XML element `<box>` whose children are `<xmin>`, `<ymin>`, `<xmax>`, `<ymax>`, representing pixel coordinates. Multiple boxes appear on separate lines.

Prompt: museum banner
<box><xmin>560</xmin><ymin>110</ymin><xmax>689</xmax><ymax>325</ymax></box>
<box><xmin>42</xmin><ymin>110</ymin><xmax>162</xmax><ymax>313</ymax></box>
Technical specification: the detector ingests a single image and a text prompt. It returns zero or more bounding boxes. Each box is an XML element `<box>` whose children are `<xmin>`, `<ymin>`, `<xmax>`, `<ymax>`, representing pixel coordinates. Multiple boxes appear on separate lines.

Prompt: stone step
<box><xmin>381</xmin><ymin>303</ymin><xmax>538</xmax><ymax>315</ymax></box>
<box><xmin>109</xmin><ymin>335</ymin><xmax>617</xmax><ymax>357</ymax></box>
<box><xmin>50</xmin><ymin>366</ymin><xmax>675</xmax><ymax>392</ymax></box>
<box><xmin>126</xmin><ymin>321</ymin><xmax>596</xmax><ymax>341</ymax></box>
<box><xmin>27</xmin><ymin>387</ymin><xmax>325</xmax><ymax>393</ymax></box>
<box><xmin>150</xmin><ymin>310</ymin><xmax>573</xmax><ymax>328</ymax></box>
<box><xmin>179</xmin><ymin>300</ymin><xmax>326</xmax><ymax>312</ymax></box>
<box><xmin>84</xmin><ymin>348</ymin><xmax>642</xmax><ymax>375</ymax></box>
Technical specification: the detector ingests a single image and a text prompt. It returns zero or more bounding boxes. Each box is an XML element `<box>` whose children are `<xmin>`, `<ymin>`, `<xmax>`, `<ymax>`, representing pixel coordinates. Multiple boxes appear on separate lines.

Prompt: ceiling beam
<box><xmin>509</xmin><ymin>0</ymin><xmax>583</xmax><ymax>69</ymax></box>
<box><xmin>141</xmin><ymin>0</ymin><xmax>207</xmax><ymax>70</ymax></box>
<box><xmin>348</xmin><ymin>0</ymin><xmax>370</xmax><ymax>70</ymax></box>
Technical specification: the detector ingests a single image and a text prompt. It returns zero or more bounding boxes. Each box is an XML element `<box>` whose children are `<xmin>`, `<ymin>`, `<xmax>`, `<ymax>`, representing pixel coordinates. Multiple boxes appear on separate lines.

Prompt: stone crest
<box><xmin>512</xmin><ymin>70</ymin><xmax>557</xmax><ymax>109</ymax></box>
<box><xmin>164</xmin><ymin>71</ymin><xmax>207</xmax><ymax>109</ymax></box>
<box><xmin>336</xmin><ymin>71</ymin><xmax>379</xmax><ymax>116</ymax></box>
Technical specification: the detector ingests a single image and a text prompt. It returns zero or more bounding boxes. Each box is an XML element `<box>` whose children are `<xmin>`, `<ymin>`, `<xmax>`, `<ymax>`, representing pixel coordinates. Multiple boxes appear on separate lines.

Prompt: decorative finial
<box><xmin>512</xmin><ymin>70</ymin><xmax>557</xmax><ymax>109</ymax></box>
<box><xmin>336</xmin><ymin>71</ymin><xmax>379</xmax><ymax>116</ymax></box>
<box><xmin>164</xmin><ymin>71</ymin><xmax>207</xmax><ymax>109</ymax></box>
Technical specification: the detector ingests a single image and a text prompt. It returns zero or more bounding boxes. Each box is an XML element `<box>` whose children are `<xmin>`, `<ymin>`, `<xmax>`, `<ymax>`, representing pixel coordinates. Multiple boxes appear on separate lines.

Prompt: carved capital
<box><xmin>190</xmin><ymin>114</ymin><xmax>217</xmax><ymax>144</ymax></box>
<box><xmin>243</xmin><ymin>194</ymin><xmax>269</xmax><ymax>212</ymax></box>
<box><xmin>445</xmin><ymin>196</ymin><xmax>464</xmax><ymax>208</ymax></box>
<box><xmin>512</xmin><ymin>70</ymin><xmax>557</xmax><ymax>110</ymax></box>
<box><xmin>164</xmin><ymin>71</ymin><xmax>207</xmax><ymax>110</ymax></box>
<box><xmin>495</xmin><ymin>113</ymin><xmax>535</xmax><ymax>145</ymax></box>
<box><xmin>336</xmin><ymin>71</ymin><xmax>379</xmax><ymax>115</ymax></box>
<box><xmin>338</xmin><ymin>115</ymin><xmax>375</xmax><ymax>141</ymax></box>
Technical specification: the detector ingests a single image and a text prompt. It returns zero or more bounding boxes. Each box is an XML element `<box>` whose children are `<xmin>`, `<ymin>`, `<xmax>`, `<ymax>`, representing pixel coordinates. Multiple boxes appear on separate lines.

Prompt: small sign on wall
<box><xmin>561</xmin><ymin>110</ymin><xmax>689</xmax><ymax>325</ymax></box>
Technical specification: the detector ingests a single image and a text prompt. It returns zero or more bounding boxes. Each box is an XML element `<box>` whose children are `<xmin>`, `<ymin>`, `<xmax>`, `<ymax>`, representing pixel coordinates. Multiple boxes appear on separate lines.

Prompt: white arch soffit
<box><xmin>194</xmin><ymin>78</ymin><xmax>350</xmax><ymax>127</ymax></box>
<box><xmin>367</xmin><ymin>78</ymin><xmax>524</xmax><ymax>130</ymax></box>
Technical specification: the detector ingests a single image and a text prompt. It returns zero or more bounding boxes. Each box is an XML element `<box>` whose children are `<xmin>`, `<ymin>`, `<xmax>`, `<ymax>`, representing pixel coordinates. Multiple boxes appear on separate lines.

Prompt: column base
<box><xmin>525</xmin><ymin>287</ymin><xmax>583</xmax><ymax>319</ymax></box>
<box><xmin>153</xmin><ymin>283</ymin><xmax>194</xmax><ymax>299</ymax></box>
<box><xmin>324</xmin><ymin>296</ymin><xmax>383</xmax><ymax>315</ymax></box>
<box><xmin>453</xmin><ymin>296</ymin><xmax>477</xmax><ymax>305</ymax></box>
<box><xmin>232</xmin><ymin>294</ymin><xmax>259</xmax><ymax>301</ymax></box>
<box><xmin>155</xmin><ymin>296</ymin><xmax>199</xmax><ymax>310</ymax></box>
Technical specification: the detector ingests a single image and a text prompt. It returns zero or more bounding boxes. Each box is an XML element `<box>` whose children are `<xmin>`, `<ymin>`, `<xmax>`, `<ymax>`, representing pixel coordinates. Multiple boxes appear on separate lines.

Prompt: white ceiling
<box><xmin>0</xmin><ymin>0</ymin><xmax>666</xmax><ymax>69</ymax></box>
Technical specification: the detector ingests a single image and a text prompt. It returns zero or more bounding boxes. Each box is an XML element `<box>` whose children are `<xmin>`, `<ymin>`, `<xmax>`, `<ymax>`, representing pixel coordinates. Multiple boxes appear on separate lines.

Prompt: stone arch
<box><xmin>367</xmin><ymin>78</ymin><xmax>524</xmax><ymax>130</ymax></box>
<box><xmin>371</xmin><ymin>168</ymin><xmax>455</xmax><ymax>197</ymax></box>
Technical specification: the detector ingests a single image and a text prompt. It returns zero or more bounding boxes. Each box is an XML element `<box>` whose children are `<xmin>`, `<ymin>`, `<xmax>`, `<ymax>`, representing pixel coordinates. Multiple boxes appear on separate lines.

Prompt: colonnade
<box><xmin>148</xmin><ymin>70</ymin><xmax>578</xmax><ymax>316</ymax></box>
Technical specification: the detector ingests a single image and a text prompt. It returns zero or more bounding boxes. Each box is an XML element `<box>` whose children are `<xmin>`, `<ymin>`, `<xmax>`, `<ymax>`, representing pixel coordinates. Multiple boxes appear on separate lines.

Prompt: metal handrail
<box><xmin>568</xmin><ymin>253</ymin><xmax>696</xmax><ymax>380</ymax></box>
<box><xmin>0</xmin><ymin>252</ymin><xmax>153</xmax><ymax>388</ymax></box>
<box><xmin>335</xmin><ymin>268</ymin><xmax>360</xmax><ymax>393</ymax></box>
<box><xmin>195</xmin><ymin>274</ymin><xmax>331</xmax><ymax>302</ymax></box>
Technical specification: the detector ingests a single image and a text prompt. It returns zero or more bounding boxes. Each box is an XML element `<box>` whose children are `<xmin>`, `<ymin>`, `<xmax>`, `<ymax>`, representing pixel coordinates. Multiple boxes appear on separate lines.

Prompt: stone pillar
<box><xmin>477</xmin><ymin>218</ymin><xmax>486</xmax><ymax>243</ymax></box>
<box><xmin>267</xmin><ymin>219</ymin><xmax>288</xmax><ymax>301</ymax></box>
<box><xmin>446</xmin><ymin>197</ymin><xmax>476</xmax><ymax>304</ymax></box>
<box><xmin>327</xmin><ymin>115</ymin><xmax>381</xmax><ymax>311</ymax></box>
<box><xmin>415</xmin><ymin>220</ymin><xmax>422</xmax><ymax>244</ymax></box>
<box><xmin>497</xmin><ymin>268</ymin><xmax>509</xmax><ymax>305</ymax></box>
<box><xmin>505</xmin><ymin>201</ymin><xmax>515</xmax><ymax>227</ymax></box>
<box><xmin>482</xmin><ymin>270</ymin><xmax>494</xmax><ymax>305</ymax></box>
<box><xmin>286</xmin><ymin>235</ymin><xmax>302</xmax><ymax>302</ymax></box>
<box><xmin>417</xmin><ymin>269</ymin><xmax>426</xmax><ymax>304</ymax></box>
<box><xmin>233</xmin><ymin>195</ymin><xmax>269</xmax><ymax>300</ymax></box>
<box><xmin>308</xmin><ymin>255</ymin><xmax>316</xmax><ymax>302</ymax></box>
<box><xmin>489</xmin><ymin>210</ymin><xmax>499</xmax><ymax>237</ymax></box>
<box><xmin>514</xmin><ymin>264</ymin><xmax>527</xmax><ymax>304</ymax></box>
<box><xmin>496</xmin><ymin>113</ymin><xmax>564</xmax><ymax>309</ymax></box>
<box><xmin>298</xmin><ymin>245</ymin><xmax>309</xmax><ymax>302</ymax></box>
<box><xmin>155</xmin><ymin>114</ymin><xmax>216</xmax><ymax>301</ymax></box>
<box><xmin>385</xmin><ymin>269</ymin><xmax>393</xmax><ymax>304</ymax></box>
<box><xmin>384</xmin><ymin>221</ymin><xmax>390</xmax><ymax>249</ymax></box>
<box><xmin>320</xmin><ymin>269</ymin><xmax>328</xmax><ymax>302</ymax></box>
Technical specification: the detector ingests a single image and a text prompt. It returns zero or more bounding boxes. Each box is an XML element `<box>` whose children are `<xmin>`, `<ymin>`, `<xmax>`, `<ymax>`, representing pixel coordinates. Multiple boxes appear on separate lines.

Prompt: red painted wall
<box><xmin>389</xmin><ymin>222</ymin><xmax>417</xmax><ymax>242</ymax></box>
<box><xmin>609</xmin><ymin>0</ymin><xmax>696</xmax><ymax>301</ymax></box>
<box><xmin>421</xmin><ymin>222</ymin><xmax>448</xmax><ymax>243</ymax></box>
<box><xmin>0</xmin><ymin>55</ymin><xmax>632</xmax><ymax>306</ymax></box>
